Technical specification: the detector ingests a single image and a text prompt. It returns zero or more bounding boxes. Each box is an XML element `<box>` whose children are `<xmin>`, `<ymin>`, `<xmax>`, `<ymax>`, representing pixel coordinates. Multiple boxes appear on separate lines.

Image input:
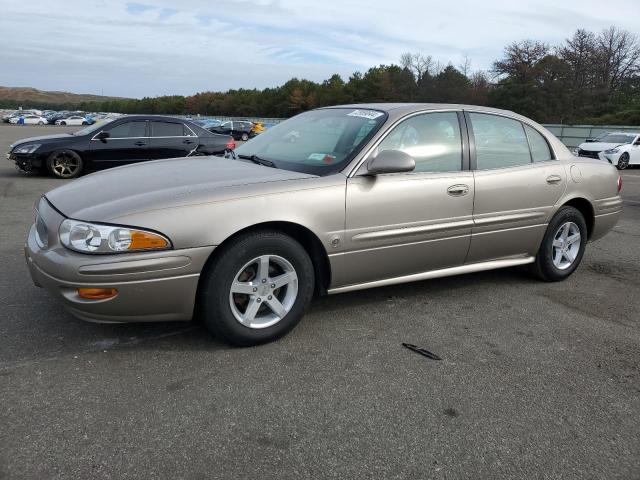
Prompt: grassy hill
<box><xmin>0</xmin><ymin>86</ymin><xmax>129</xmax><ymax>108</ymax></box>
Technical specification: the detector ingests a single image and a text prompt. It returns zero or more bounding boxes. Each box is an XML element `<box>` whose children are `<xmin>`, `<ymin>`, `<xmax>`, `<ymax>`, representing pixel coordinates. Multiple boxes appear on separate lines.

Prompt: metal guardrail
<box><xmin>542</xmin><ymin>124</ymin><xmax>640</xmax><ymax>148</ymax></box>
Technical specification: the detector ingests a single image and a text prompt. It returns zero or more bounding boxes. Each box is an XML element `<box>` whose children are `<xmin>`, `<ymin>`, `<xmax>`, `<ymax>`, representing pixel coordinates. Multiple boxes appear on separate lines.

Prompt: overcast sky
<box><xmin>1</xmin><ymin>0</ymin><xmax>638</xmax><ymax>98</ymax></box>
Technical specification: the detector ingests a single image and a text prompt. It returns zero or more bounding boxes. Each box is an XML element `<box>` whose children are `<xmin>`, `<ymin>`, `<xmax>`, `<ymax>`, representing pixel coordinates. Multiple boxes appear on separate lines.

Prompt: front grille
<box><xmin>35</xmin><ymin>211</ymin><xmax>48</xmax><ymax>248</ymax></box>
<box><xmin>578</xmin><ymin>149</ymin><xmax>600</xmax><ymax>159</ymax></box>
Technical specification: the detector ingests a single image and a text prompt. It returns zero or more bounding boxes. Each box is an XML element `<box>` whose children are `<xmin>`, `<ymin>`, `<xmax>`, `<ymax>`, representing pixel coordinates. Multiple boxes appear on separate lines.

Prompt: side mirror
<box><xmin>366</xmin><ymin>149</ymin><xmax>415</xmax><ymax>175</ymax></box>
<box><xmin>96</xmin><ymin>131</ymin><xmax>110</xmax><ymax>142</ymax></box>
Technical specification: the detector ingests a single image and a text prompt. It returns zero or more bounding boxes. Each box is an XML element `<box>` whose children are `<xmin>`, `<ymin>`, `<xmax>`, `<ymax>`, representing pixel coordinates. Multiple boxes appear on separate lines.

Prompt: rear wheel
<box><xmin>200</xmin><ymin>231</ymin><xmax>315</xmax><ymax>346</ymax></box>
<box><xmin>46</xmin><ymin>150</ymin><xmax>83</xmax><ymax>179</ymax></box>
<box><xmin>617</xmin><ymin>153</ymin><xmax>630</xmax><ymax>170</ymax></box>
<box><xmin>38</xmin><ymin>121</ymin><xmax>44</xmax><ymax>125</ymax></box>
<box><xmin>530</xmin><ymin>206</ymin><xmax>587</xmax><ymax>282</ymax></box>
<box><xmin>241</xmin><ymin>132</ymin><xmax>249</xmax><ymax>141</ymax></box>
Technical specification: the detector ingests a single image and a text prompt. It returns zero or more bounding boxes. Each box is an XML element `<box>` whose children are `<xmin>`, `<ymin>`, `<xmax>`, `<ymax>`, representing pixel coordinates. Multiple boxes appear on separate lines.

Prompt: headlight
<box><xmin>604</xmin><ymin>148</ymin><xmax>620</xmax><ymax>154</ymax></box>
<box><xmin>59</xmin><ymin>219</ymin><xmax>171</xmax><ymax>254</ymax></box>
<box><xmin>14</xmin><ymin>143</ymin><xmax>41</xmax><ymax>154</ymax></box>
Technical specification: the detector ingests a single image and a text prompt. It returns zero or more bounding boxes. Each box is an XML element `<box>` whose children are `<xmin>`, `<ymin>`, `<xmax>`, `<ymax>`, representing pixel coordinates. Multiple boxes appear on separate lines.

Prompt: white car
<box><xmin>55</xmin><ymin>115</ymin><xmax>89</xmax><ymax>126</ymax></box>
<box><xmin>577</xmin><ymin>132</ymin><xmax>640</xmax><ymax>170</ymax></box>
<box><xmin>8</xmin><ymin>115</ymin><xmax>48</xmax><ymax>125</ymax></box>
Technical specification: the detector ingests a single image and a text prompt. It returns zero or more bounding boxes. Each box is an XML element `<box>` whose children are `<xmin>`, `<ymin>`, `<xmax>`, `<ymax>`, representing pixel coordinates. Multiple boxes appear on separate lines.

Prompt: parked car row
<box><xmin>576</xmin><ymin>131</ymin><xmax>640</xmax><ymax>169</ymax></box>
<box><xmin>2</xmin><ymin>109</ymin><xmax>99</xmax><ymax>126</ymax></box>
<box><xmin>7</xmin><ymin>115</ymin><xmax>235</xmax><ymax>178</ymax></box>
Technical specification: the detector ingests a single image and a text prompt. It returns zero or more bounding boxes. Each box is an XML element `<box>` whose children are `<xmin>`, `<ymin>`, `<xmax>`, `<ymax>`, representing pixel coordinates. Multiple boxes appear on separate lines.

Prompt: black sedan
<box><xmin>208</xmin><ymin>120</ymin><xmax>254</xmax><ymax>141</ymax></box>
<box><xmin>7</xmin><ymin>115</ymin><xmax>235</xmax><ymax>178</ymax></box>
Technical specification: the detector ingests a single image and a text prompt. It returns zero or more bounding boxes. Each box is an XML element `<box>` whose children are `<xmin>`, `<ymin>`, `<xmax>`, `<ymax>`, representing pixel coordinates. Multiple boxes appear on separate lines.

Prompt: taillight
<box><xmin>617</xmin><ymin>175</ymin><xmax>622</xmax><ymax>193</ymax></box>
<box><xmin>225</xmin><ymin>139</ymin><xmax>236</xmax><ymax>150</ymax></box>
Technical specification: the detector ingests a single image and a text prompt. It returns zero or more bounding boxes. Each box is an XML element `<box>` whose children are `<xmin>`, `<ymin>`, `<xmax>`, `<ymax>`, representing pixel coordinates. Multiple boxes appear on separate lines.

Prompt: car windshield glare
<box><xmin>597</xmin><ymin>134</ymin><xmax>636</xmax><ymax>144</ymax></box>
<box><xmin>233</xmin><ymin>108</ymin><xmax>388</xmax><ymax>175</ymax></box>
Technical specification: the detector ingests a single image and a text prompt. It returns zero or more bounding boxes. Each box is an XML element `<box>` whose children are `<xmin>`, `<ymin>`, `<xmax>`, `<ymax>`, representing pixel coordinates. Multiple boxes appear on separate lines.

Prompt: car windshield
<box><xmin>597</xmin><ymin>134</ymin><xmax>637</xmax><ymax>144</ymax></box>
<box><xmin>233</xmin><ymin>108</ymin><xmax>388</xmax><ymax>175</ymax></box>
<box><xmin>74</xmin><ymin>121</ymin><xmax>113</xmax><ymax>136</ymax></box>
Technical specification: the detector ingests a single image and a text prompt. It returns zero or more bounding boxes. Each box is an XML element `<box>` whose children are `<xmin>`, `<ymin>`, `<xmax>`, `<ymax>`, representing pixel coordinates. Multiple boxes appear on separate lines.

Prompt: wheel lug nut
<box><xmin>252</xmin><ymin>287</ymin><xmax>258</xmax><ymax>292</ymax></box>
<box><xmin>256</xmin><ymin>298</ymin><xmax>261</xmax><ymax>303</ymax></box>
<box><xmin>262</xmin><ymin>279</ymin><xmax>266</xmax><ymax>283</ymax></box>
<box><xmin>270</xmin><ymin>284</ymin><xmax>275</xmax><ymax>288</ymax></box>
<box><xmin>268</xmin><ymin>295</ymin><xmax>272</xmax><ymax>300</ymax></box>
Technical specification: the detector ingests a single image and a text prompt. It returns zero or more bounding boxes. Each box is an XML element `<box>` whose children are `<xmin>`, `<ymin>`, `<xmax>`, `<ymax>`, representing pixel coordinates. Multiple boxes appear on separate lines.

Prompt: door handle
<box><xmin>134</xmin><ymin>141</ymin><xmax>147</xmax><ymax>146</ymax></box>
<box><xmin>183</xmin><ymin>139</ymin><xmax>195</xmax><ymax>144</ymax></box>
<box><xmin>546</xmin><ymin>175</ymin><xmax>562</xmax><ymax>184</ymax></box>
<box><xmin>447</xmin><ymin>184</ymin><xmax>469</xmax><ymax>196</ymax></box>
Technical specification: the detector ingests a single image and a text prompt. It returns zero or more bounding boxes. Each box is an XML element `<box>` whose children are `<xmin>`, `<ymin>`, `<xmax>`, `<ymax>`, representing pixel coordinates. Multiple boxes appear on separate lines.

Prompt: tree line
<box><xmin>5</xmin><ymin>26</ymin><xmax>639</xmax><ymax>125</ymax></box>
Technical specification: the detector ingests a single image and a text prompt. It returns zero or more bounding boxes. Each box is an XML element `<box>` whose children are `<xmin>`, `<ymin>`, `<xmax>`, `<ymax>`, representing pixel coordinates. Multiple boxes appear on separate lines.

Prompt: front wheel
<box><xmin>199</xmin><ymin>231</ymin><xmax>315</xmax><ymax>346</ymax></box>
<box><xmin>530</xmin><ymin>206</ymin><xmax>587</xmax><ymax>282</ymax></box>
<box><xmin>46</xmin><ymin>150</ymin><xmax>83</xmax><ymax>179</ymax></box>
<box><xmin>617</xmin><ymin>153</ymin><xmax>630</xmax><ymax>170</ymax></box>
<box><xmin>60</xmin><ymin>121</ymin><xmax>66</xmax><ymax>126</ymax></box>
<box><xmin>38</xmin><ymin>121</ymin><xmax>44</xmax><ymax>125</ymax></box>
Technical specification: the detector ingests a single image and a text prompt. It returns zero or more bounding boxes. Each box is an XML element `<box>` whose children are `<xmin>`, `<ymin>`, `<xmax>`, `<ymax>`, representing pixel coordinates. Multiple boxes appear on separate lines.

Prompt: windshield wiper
<box><xmin>238</xmin><ymin>154</ymin><xmax>276</xmax><ymax>168</ymax></box>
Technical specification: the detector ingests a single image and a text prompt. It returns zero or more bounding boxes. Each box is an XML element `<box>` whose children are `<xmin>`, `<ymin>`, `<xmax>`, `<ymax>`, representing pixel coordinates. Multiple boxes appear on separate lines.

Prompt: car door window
<box><xmin>183</xmin><ymin>124</ymin><xmax>196</xmax><ymax>136</ymax></box>
<box><xmin>469</xmin><ymin>113</ymin><xmax>531</xmax><ymax>169</ymax></box>
<box><xmin>524</xmin><ymin>124</ymin><xmax>553</xmax><ymax>162</ymax></box>
<box><xmin>107</xmin><ymin>121</ymin><xmax>147</xmax><ymax>138</ymax></box>
<box><xmin>377</xmin><ymin>112</ymin><xmax>462</xmax><ymax>172</ymax></box>
<box><xmin>151</xmin><ymin>121</ymin><xmax>184</xmax><ymax>137</ymax></box>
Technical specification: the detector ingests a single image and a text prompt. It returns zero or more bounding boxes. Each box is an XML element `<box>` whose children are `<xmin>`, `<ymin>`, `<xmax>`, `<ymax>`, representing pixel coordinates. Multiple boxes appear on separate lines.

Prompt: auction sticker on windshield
<box><xmin>347</xmin><ymin>109</ymin><xmax>384</xmax><ymax>119</ymax></box>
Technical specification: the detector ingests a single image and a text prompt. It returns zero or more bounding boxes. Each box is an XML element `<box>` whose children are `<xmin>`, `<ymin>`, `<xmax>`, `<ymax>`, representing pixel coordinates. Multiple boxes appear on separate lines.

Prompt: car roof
<box><xmin>321</xmin><ymin>102</ymin><xmax>529</xmax><ymax>122</ymax></box>
<box><xmin>114</xmin><ymin>115</ymin><xmax>193</xmax><ymax>123</ymax></box>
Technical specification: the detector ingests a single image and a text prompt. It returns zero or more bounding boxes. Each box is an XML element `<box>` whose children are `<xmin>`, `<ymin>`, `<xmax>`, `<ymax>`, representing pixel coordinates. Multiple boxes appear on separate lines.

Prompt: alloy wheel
<box><xmin>618</xmin><ymin>154</ymin><xmax>629</xmax><ymax>170</ymax></box>
<box><xmin>51</xmin><ymin>152</ymin><xmax>80</xmax><ymax>178</ymax></box>
<box><xmin>229</xmin><ymin>254</ymin><xmax>298</xmax><ymax>329</ymax></box>
<box><xmin>551</xmin><ymin>221</ymin><xmax>581</xmax><ymax>270</ymax></box>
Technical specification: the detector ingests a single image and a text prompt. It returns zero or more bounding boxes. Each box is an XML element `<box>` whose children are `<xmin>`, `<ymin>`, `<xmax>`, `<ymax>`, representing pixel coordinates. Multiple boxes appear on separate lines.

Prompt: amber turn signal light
<box><xmin>129</xmin><ymin>231</ymin><xmax>169</xmax><ymax>250</ymax></box>
<box><xmin>77</xmin><ymin>288</ymin><xmax>118</xmax><ymax>300</ymax></box>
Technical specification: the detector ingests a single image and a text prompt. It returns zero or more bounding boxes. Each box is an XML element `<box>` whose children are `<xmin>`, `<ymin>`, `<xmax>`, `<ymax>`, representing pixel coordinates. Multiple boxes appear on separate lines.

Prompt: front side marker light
<box><xmin>77</xmin><ymin>288</ymin><xmax>118</xmax><ymax>300</ymax></box>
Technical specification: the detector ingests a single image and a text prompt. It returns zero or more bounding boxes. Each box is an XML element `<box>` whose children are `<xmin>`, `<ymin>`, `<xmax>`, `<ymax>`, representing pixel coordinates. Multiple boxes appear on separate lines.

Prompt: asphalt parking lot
<box><xmin>0</xmin><ymin>123</ymin><xmax>639</xmax><ymax>479</ymax></box>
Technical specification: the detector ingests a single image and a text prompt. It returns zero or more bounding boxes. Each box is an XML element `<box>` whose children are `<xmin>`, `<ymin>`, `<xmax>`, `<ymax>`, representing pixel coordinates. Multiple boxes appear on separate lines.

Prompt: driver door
<box><xmin>336</xmin><ymin>111</ymin><xmax>475</xmax><ymax>287</ymax></box>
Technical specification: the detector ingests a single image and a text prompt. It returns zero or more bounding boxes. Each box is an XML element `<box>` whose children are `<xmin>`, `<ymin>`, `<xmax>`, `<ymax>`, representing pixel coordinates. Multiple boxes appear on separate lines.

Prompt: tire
<box><xmin>38</xmin><ymin>121</ymin><xmax>44</xmax><ymax>125</ymax></box>
<box><xmin>530</xmin><ymin>206</ymin><xmax>587</xmax><ymax>282</ymax></box>
<box><xmin>46</xmin><ymin>150</ymin><xmax>83</xmax><ymax>179</ymax></box>
<box><xmin>617</xmin><ymin>153</ymin><xmax>630</xmax><ymax>170</ymax></box>
<box><xmin>200</xmin><ymin>230</ymin><xmax>315</xmax><ymax>346</ymax></box>
<box><xmin>60</xmin><ymin>121</ymin><xmax>66</xmax><ymax>126</ymax></box>
<box><xmin>241</xmin><ymin>132</ymin><xmax>249</xmax><ymax>141</ymax></box>
<box><xmin>82</xmin><ymin>121</ymin><xmax>88</xmax><ymax>125</ymax></box>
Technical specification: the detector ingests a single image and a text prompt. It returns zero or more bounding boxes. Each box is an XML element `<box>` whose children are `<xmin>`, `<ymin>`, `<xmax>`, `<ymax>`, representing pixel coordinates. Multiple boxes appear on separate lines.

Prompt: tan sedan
<box><xmin>25</xmin><ymin>104</ymin><xmax>623</xmax><ymax>345</ymax></box>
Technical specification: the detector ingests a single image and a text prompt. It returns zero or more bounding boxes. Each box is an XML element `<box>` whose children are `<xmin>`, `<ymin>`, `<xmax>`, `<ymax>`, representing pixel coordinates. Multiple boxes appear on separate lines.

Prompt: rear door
<box><xmin>88</xmin><ymin>119</ymin><xmax>149</xmax><ymax>168</ymax></box>
<box><xmin>148</xmin><ymin>120</ymin><xmax>197</xmax><ymax>159</ymax></box>
<box><xmin>466</xmin><ymin>111</ymin><xmax>566</xmax><ymax>262</ymax></box>
<box><xmin>339</xmin><ymin>110</ymin><xmax>474</xmax><ymax>287</ymax></box>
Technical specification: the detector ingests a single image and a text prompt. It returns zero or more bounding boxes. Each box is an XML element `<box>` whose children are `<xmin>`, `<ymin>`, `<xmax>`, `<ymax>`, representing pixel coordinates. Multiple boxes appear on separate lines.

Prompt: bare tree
<box><xmin>492</xmin><ymin>40</ymin><xmax>549</xmax><ymax>82</ymax></box>
<box><xmin>400</xmin><ymin>52</ymin><xmax>435</xmax><ymax>83</ymax></box>
<box><xmin>459</xmin><ymin>55</ymin><xmax>472</xmax><ymax>78</ymax></box>
<box><xmin>559</xmin><ymin>29</ymin><xmax>597</xmax><ymax>89</ymax></box>
<box><xmin>595</xmin><ymin>26</ymin><xmax>640</xmax><ymax>94</ymax></box>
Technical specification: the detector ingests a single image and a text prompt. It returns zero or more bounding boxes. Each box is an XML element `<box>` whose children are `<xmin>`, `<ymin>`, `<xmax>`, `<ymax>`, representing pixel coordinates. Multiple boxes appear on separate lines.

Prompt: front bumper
<box><xmin>7</xmin><ymin>152</ymin><xmax>44</xmax><ymax>171</ymax></box>
<box><xmin>25</xmin><ymin>199</ymin><xmax>215</xmax><ymax>323</ymax></box>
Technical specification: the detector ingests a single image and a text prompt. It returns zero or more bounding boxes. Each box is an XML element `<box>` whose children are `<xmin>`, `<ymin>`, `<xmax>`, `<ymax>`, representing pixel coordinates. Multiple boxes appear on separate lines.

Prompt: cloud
<box><xmin>0</xmin><ymin>0</ymin><xmax>638</xmax><ymax>98</ymax></box>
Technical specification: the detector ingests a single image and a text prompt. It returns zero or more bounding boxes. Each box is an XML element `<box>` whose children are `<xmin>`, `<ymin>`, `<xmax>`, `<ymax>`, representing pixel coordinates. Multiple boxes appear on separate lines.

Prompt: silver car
<box><xmin>25</xmin><ymin>104</ymin><xmax>623</xmax><ymax>345</ymax></box>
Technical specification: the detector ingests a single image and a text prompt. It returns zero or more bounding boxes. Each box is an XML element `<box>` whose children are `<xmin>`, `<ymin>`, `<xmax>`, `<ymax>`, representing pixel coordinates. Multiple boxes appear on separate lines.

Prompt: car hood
<box><xmin>11</xmin><ymin>133</ymin><xmax>74</xmax><ymax>149</ymax></box>
<box><xmin>578</xmin><ymin>142</ymin><xmax>625</xmax><ymax>151</ymax></box>
<box><xmin>45</xmin><ymin>156</ymin><xmax>317</xmax><ymax>221</ymax></box>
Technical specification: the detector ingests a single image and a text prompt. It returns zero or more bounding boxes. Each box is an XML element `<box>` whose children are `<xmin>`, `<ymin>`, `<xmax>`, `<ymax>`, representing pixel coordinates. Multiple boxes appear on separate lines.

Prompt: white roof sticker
<box><xmin>347</xmin><ymin>109</ymin><xmax>384</xmax><ymax>119</ymax></box>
